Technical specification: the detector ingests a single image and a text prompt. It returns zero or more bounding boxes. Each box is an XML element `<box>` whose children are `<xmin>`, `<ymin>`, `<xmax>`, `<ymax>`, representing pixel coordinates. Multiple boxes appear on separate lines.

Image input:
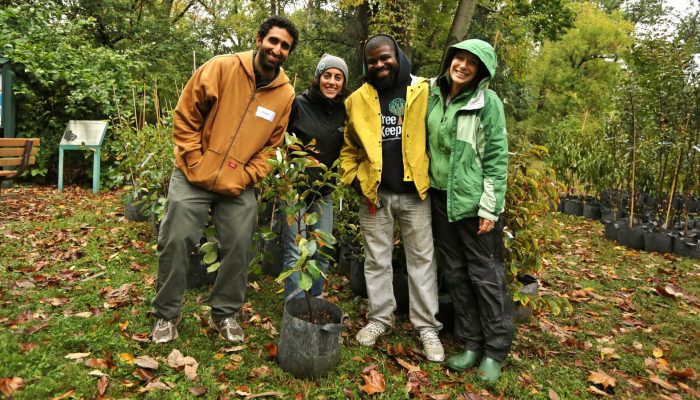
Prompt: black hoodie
<box><xmin>364</xmin><ymin>34</ymin><xmax>415</xmax><ymax>194</ymax></box>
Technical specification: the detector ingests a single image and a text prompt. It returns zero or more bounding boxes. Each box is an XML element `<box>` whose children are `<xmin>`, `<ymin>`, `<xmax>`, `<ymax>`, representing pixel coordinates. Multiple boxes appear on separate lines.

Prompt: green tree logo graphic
<box><xmin>388</xmin><ymin>98</ymin><xmax>406</xmax><ymax>126</ymax></box>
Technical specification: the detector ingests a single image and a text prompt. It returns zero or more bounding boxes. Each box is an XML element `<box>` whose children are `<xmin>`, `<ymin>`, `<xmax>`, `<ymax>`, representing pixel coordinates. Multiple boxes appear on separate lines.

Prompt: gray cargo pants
<box><xmin>152</xmin><ymin>169</ymin><xmax>257</xmax><ymax>320</ymax></box>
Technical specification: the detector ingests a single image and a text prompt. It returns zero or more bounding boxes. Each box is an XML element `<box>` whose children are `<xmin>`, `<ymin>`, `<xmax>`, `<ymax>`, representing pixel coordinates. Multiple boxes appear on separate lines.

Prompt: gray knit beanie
<box><xmin>315</xmin><ymin>54</ymin><xmax>349</xmax><ymax>81</ymax></box>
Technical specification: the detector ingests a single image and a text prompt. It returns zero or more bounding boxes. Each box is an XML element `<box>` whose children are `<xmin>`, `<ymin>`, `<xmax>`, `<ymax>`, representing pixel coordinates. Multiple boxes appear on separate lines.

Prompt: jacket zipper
<box><xmin>211</xmin><ymin>87</ymin><xmax>259</xmax><ymax>191</ymax></box>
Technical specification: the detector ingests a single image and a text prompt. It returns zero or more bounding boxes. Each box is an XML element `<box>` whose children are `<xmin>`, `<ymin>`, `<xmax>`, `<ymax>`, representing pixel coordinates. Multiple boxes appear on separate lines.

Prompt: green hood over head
<box><xmin>441</xmin><ymin>39</ymin><xmax>497</xmax><ymax>88</ymax></box>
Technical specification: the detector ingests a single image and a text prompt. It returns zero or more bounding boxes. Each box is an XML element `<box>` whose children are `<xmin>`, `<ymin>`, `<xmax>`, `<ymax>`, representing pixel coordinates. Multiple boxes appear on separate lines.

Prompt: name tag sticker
<box><xmin>255</xmin><ymin>106</ymin><xmax>276</xmax><ymax>122</ymax></box>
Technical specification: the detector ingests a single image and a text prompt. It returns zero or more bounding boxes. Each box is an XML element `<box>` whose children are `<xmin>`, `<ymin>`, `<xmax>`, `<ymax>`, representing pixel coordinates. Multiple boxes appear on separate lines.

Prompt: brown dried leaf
<box><xmin>249</xmin><ymin>366</ymin><xmax>271</xmax><ymax>378</ymax></box>
<box><xmin>135</xmin><ymin>367</ymin><xmax>154</xmax><ymax>382</ymax></box>
<box><xmin>359</xmin><ymin>369</ymin><xmax>385</xmax><ymax>395</ymax></box>
<box><xmin>548</xmin><ymin>388</ymin><xmax>560</xmax><ymax>400</ymax></box>
<box><xmin>396</xmin><ymin>357</ymin><xmax>421</xmax><ymax>373</ymax></box>
<box><xmin>134</xmin><ymin>355</ymin><xmax>159</xmax><ymax>370</ymax></box>
<box><xmin>342</xmin><ymin>387</ymin><xmax>355</xmax><ymax>398</ymax></box>
<box><xmin>263</xmin><ymin>343</ymin><xmax>277</xmax><ymax>360</ymax></box>
<box><xmin>96</xmin><ymin>375</ymin><xmax>109</xmax><ymax>396</ymax></box>
<box><xmin>184</xmin><ymin>363</ymin><xmax>198</xmax><ymax>381</ymax></box>
<box><xmin>0</xmin><ymin>377</ymin><xmax>24</xmax><ymax>397</ymax></box>
<box><xmin>428</xmin><ymin>394</ymin><xmax>451</xmax><ymax>400</ymax></box>
<box><xmin>189</xmin><ymin>385</ymin><xmax>207</xmax><ymax>397</ymax></box>
<box><xmin>587</xmin><ymin>385</ymin><xmax>611</xmax><ymax>397</ymax></box>
<box><xmin>649</xmin><ymin>374</ymin><xmax>678</xmax><ymax>391</ymax></box>
<box><xmin>84</xmin><ymin>358</ymin><xmax>109</xmax><ymax>369</ymax></box>
<box><xmin>587</xmin><ymin>370</ymin><xmax>617</xmax><ymax>389</ymax></box>
<box><xmin>669</xmin><ymin>367</ymin><xmax>695</xmax><ymax>379</ymax></box>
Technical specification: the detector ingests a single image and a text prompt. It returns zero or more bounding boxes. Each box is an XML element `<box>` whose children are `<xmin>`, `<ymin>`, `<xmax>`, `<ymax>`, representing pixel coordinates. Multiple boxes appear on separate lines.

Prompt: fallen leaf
<box><xmin>88</xmin><ymin>370</ymin><xmax>108</xmax><ymax>377</ymax></box>
<box><xmin>548</xmin><ymin>388</ymin><xmax>560</xmax><ymax>400</ymax></box>
<box><xmin>50</xmin><ymin>389</ymin><xmax>76</xmax><ymax>400</ymax></box>
<box><xmin>144</xmin><ymin>378</ymin><xmax>171</xmax><ymax>391</ymax></box>
<box><xmin>669</xmin><ymin>367</ymin><xmax>695</xmax><ymax>379</ymax></box>
<box><xmin>84</xmin><ymin>358</ymin><xmax>109</xmax><ymax>369</ymax></box>
<box><xmin>64</xmin><ymin>352</ymin><xmax>91</xmax><ymax>360</ymax></box>
<box><xmin>653</xmin><ymin>348</ymin><xmax>663</xmax><ymax>358</ymax></box>
<box><xmin>134</xmin><ymin>355</ymin><xmax>159</xmax><ymax>370</ymax></box>
<box><xmin>263</xmin><ymin>343</ymin><xmax>277</xmax><ymax>360</ymax></box>
<box><xmin>396</xmin><ymin>357</ymin><xmax>421</xmax><ymax>373</ymax></box>
<box><xmin>359</xmin><ymin>369</ymin><xmax>385</xmax><ymax>395</ymax></box>
<box><xmin>189</xmin><ymin>385</ymin><xmax>207</xmax><ymax>397</ymax></box>
<box><xmin>96</xmin><ymin>375</ymin><xmax>109</xmax><ymax>396</ymax></box>
<box><xmin>0</xmin><ymin>377</ymin><xmax>24</xmax><ymax>397</ymax></box>
<box><xmin>649</xmin><ymin>374</ymin><xmax>678</xmax><ymax>391</ymax></box>
<box><xmin>184</xmin><ymin>363</ymin><xmax>198</xmax><ymax>381</ymax></box>
<box><xmin>587</xmin><ymin>370</ymin><xmax>616</xmax><ymax>389</ymax></box>
<box><xmin>119</xmin><ymin>353</ymin><xmax>134</xmax><ymax>364</ymax></box>
<box><xmin>222</xmin><ymin>345</ymin><xmax>245</xmax><ymax>353</ymax></box>
<box><xmin>587</xmin><ymin>385</ymin><xmax>611</xmax><ymax>397</ymax></box>
<box><xmin>249</xmin><ymin>366</ymin><xmax>271</xmax><ymax>378</ymax></box>
<box><xmin>428</xmin><ymin>394</ymin><xmax>451</xmax><ymax>400</ymax></box>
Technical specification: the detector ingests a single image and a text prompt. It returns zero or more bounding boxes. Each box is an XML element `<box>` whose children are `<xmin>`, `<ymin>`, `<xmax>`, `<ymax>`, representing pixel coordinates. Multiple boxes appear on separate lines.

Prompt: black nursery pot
<box><xmin>673</xmin><ymin>235</ymin><xmax>700</xmax><ymax>259</ymax></box>
<box><xmin>643</xmin><ymin>230</ymin><xmax>673</xmax><ymax>254</ymax></box>
<box><xmin>186</xmin><ymin>254</ymin><xmax>217</xmax><ymax>289</ymax></box>
<box><xmin>564</xmin><ymin>198</ymin><xmax>583</xmax><ymax>216</ymax></box>
<box><xmin>583</xmin><ymin>202</ymin><xmax>602</xmax><ymax>220</ymax></box>
<box><xmin>617</xmin><ymin>224</ymin><xmax>645</xmax><ymax>250</ymax></box>
<box><xmin>603</xmin><ymin>220</ymin><xmax>619</xmax><ymax>241</ymax></box>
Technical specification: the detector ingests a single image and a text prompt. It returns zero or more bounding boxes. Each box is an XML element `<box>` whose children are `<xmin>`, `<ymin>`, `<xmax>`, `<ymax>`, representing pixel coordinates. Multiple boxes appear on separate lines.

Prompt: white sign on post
<box><xmin>60</xmin><ymin>120</ymin><xmax>108</xmax><ymax>147</ymax></box>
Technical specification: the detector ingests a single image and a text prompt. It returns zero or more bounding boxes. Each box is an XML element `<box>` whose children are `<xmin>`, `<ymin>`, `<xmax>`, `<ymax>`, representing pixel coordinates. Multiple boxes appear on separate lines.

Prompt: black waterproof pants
<box><xmin>431</xmin><ymin>189</ymin><xmax>514</xmax><ymax>362</ymax></box>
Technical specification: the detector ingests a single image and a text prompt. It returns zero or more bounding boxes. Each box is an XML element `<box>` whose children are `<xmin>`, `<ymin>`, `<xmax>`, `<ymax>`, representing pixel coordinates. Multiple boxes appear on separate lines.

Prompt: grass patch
<box><xmin>1</xmin><ymin>186</ymin><xmax>698</xmax><ymax>399</ymax></box>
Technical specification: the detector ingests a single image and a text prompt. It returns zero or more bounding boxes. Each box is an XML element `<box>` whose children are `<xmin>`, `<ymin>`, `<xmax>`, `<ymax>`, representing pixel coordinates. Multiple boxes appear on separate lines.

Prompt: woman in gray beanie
<box><xmin>280</xmin><ymin>54</ymin><xmax>349</xmax><ymax>300</ymax></box>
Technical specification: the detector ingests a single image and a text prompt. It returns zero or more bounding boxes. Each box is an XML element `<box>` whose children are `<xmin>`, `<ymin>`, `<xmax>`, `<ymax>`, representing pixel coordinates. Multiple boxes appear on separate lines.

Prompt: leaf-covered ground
<box><xmin>0</xmin><ymin>186</ymin><xmax>698</xmax><ymax>399</ymax></box>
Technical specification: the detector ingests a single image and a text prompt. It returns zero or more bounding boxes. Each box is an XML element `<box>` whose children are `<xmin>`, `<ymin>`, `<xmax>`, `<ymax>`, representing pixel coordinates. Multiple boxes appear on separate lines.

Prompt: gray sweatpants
<box><xmin>152</xmin><ymin>169</ymin><xmax>257</xmax><ymax>320</ymax></box>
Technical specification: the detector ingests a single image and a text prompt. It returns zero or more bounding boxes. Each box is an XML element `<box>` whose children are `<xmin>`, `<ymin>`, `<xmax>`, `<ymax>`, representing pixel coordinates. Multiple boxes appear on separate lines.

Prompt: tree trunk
<box><xmin>442</xmin><ymin>0</ymin><xmax>478</xmax><ymax>61</ymax></box>
<box><xmin>306</xmin><ymin>0</ymin><xmax>314</xmax><ymax>27</ymax></box>
<box><xmin>354</xmin><ymin>1</ymin><xmax>370</xmax><ymax>79</ymax></box>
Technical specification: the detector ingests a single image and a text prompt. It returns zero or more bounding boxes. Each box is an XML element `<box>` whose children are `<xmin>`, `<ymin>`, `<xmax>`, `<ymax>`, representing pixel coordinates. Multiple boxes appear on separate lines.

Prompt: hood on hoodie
<box><xmin>363</xmin><ymin>34</ymin><xmax>412</xmax><ymax>89</ymax></box>
<box><xmin>441</xmin><ymin>39</ymin><xmax>497</xmax><ymax>89</ymax></box>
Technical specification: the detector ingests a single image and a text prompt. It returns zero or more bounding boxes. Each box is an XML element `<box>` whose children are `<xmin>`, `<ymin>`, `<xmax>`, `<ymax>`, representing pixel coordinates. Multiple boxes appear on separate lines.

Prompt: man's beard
<box><xmin>369</xmin><ymin>68</ymin><xmax>396</xmax><ymax>89</ymax></box>
<box><xmin>258</xmin><ymin>50</ymin><xmax>283</xmax><ymax>71</ymax></box>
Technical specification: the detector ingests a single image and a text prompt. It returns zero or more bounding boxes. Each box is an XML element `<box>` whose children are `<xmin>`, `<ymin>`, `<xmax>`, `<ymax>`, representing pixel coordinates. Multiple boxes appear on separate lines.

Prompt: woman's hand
<box><xmin>477</xmin><ymin>218</ymin><xmax>495</xmax><ymax>235</ymax></box>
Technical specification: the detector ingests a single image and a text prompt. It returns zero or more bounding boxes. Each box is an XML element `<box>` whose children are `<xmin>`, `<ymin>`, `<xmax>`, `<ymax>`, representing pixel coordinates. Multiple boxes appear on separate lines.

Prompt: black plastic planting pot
<box><xmin>643</xmin><ymin>230</ymin><xmax>674</xmax><ymax>254</ymax></box>
<box><xmin>564</xmin><ymin>198</ymin><xmax>583</xmax><ymax>216</ymax></box>
<box><xmin>617</xmin><ymin>225</ymin><xmax>645</xmax><ymax>250</ymax></box>
<box><xmin>583</xmin><ymin>202</ymin><xmax>602</xmax><ymax>220</ymax></box>
<box><xmin>673</xmin><ymin>235</ymin><xmax>700</xmax><ymax>259</ymax></box>
<box><xmin>603</xmin><ymin>220</ymin><xmax>619</xmax><ymax>241</ymax></box>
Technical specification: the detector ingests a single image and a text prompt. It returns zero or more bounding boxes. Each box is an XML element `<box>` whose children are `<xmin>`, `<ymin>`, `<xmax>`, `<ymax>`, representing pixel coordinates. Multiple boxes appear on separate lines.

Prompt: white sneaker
<box><xmin>419</xmin><ymin>329</ymin><xmax>445</xmax><ymax>362</ymax></box>
<box><xmin>356</xmin><ymin>321</ymin><xmax>390</xmax><ymax>346</ymax></box>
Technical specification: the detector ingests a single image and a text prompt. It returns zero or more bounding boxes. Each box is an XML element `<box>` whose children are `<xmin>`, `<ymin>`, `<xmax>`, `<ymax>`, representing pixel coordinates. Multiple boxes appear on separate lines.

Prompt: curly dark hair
<box><xmin>257</xmin><ymin>16</ymin><xmax>299</xmax><ymax>52</ymax></box>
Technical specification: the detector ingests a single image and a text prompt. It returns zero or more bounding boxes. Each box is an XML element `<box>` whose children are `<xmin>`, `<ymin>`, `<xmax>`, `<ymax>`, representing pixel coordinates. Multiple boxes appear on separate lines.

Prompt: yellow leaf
<box><xmin>213</xmin><ymin>353</ymin><xmax>225</xmax><ymax>360</ymax></box>
<box><xmin>653</xmin><ymin>348</ymin><xmax>663</xmax><ymax>358</ymax></box>
<box><xmin>119</xmin><ymin>353</ymin><xmax>134</xmax><ymax>364</ymax></box>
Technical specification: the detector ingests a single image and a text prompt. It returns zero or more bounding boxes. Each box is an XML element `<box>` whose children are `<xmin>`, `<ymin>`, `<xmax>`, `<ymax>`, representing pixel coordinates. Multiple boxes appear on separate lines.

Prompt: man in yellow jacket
<box><xmin>151</xmin><ymin>16</ymin><xmax>298</xmax><ymax>344</ymax></box>
<box><xmin>339</xmin><ymin>34</ymin><xmax>444</xmax><ymax>362</ymax></box>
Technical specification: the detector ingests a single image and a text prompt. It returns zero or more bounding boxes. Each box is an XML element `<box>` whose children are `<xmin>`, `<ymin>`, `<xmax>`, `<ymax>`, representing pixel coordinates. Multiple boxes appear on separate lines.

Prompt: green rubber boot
<box><xmin>477</xmin><ymin>357</ymin><xmax>503</xmax><ymax>382</ymax></box>
<box><xmin>446</xmin><ymin>350</ymin><xmax>482</xmax><ymax>372</ymax></box>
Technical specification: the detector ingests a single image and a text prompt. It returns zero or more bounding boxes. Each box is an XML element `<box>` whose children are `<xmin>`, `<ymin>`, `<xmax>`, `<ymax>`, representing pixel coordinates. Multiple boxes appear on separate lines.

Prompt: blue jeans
<box><xmin>280</xmin><ymin>196</ymin><xmax>334</xmax><ymax>300</ymax></box>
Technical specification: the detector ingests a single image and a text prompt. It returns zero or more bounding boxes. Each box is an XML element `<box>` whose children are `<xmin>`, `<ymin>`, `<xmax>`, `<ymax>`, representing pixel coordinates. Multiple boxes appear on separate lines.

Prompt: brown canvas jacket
<box><xmin>172</xmin><ymin>50</ymin><xmax>295</xmax><ymax>196</ymax></box>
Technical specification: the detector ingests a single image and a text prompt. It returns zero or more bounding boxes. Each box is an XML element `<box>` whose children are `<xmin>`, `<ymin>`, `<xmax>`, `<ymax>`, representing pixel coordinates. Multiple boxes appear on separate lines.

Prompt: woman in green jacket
<box><xmin>427</xmin><ymin>39</ymin><xmax>512</xmax><ymax>382</ymax></box>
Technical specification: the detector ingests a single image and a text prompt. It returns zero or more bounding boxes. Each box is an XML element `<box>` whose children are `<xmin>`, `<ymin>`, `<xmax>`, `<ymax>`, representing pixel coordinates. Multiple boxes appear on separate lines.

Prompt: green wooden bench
<box><xmin>0</xmin><ymin>138</ymin><xmax>40</xmax><ymax>187</ymax></box>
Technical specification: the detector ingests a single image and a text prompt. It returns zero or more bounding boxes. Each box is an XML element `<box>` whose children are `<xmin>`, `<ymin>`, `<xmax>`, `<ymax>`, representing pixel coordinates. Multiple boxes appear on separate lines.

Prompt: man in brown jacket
<box><xmin>151</xmin><ymin>16</ymin><xmax>298</xmax><ymax>344</ymax></box>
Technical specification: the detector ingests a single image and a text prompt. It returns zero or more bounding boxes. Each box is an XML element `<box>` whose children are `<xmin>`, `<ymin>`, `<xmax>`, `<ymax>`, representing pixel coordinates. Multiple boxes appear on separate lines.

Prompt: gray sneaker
<box><xmin>419</xmin><ymin>329</ymin><xmax>445</xmax><ymax>362</ymax></box>
<box><xmin>209</xmin><ymin>316</ymin><xmax>244</xmax><ymax>343</ymax></box>
<box><xmin>356</xmin><ymin>321</ymin><xmax>390</xmax><ymax>346</ymax></box>
<box><xmin>151</xmin><ymin>315</ymin><xmax>181</xmax><ymax>344</ymax></box>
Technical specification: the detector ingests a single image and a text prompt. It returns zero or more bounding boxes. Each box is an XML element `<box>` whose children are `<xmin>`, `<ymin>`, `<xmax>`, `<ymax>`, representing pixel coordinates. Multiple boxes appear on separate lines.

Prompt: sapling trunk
<box><xmin>629</xmin><ymin>92</ymin><xmax>637</xmax><ymax>229</ymax></box>
<box><xmin>662</xmin><ymin>114</ymin><xmax>692</xmax><ymax>230</ymax></box>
